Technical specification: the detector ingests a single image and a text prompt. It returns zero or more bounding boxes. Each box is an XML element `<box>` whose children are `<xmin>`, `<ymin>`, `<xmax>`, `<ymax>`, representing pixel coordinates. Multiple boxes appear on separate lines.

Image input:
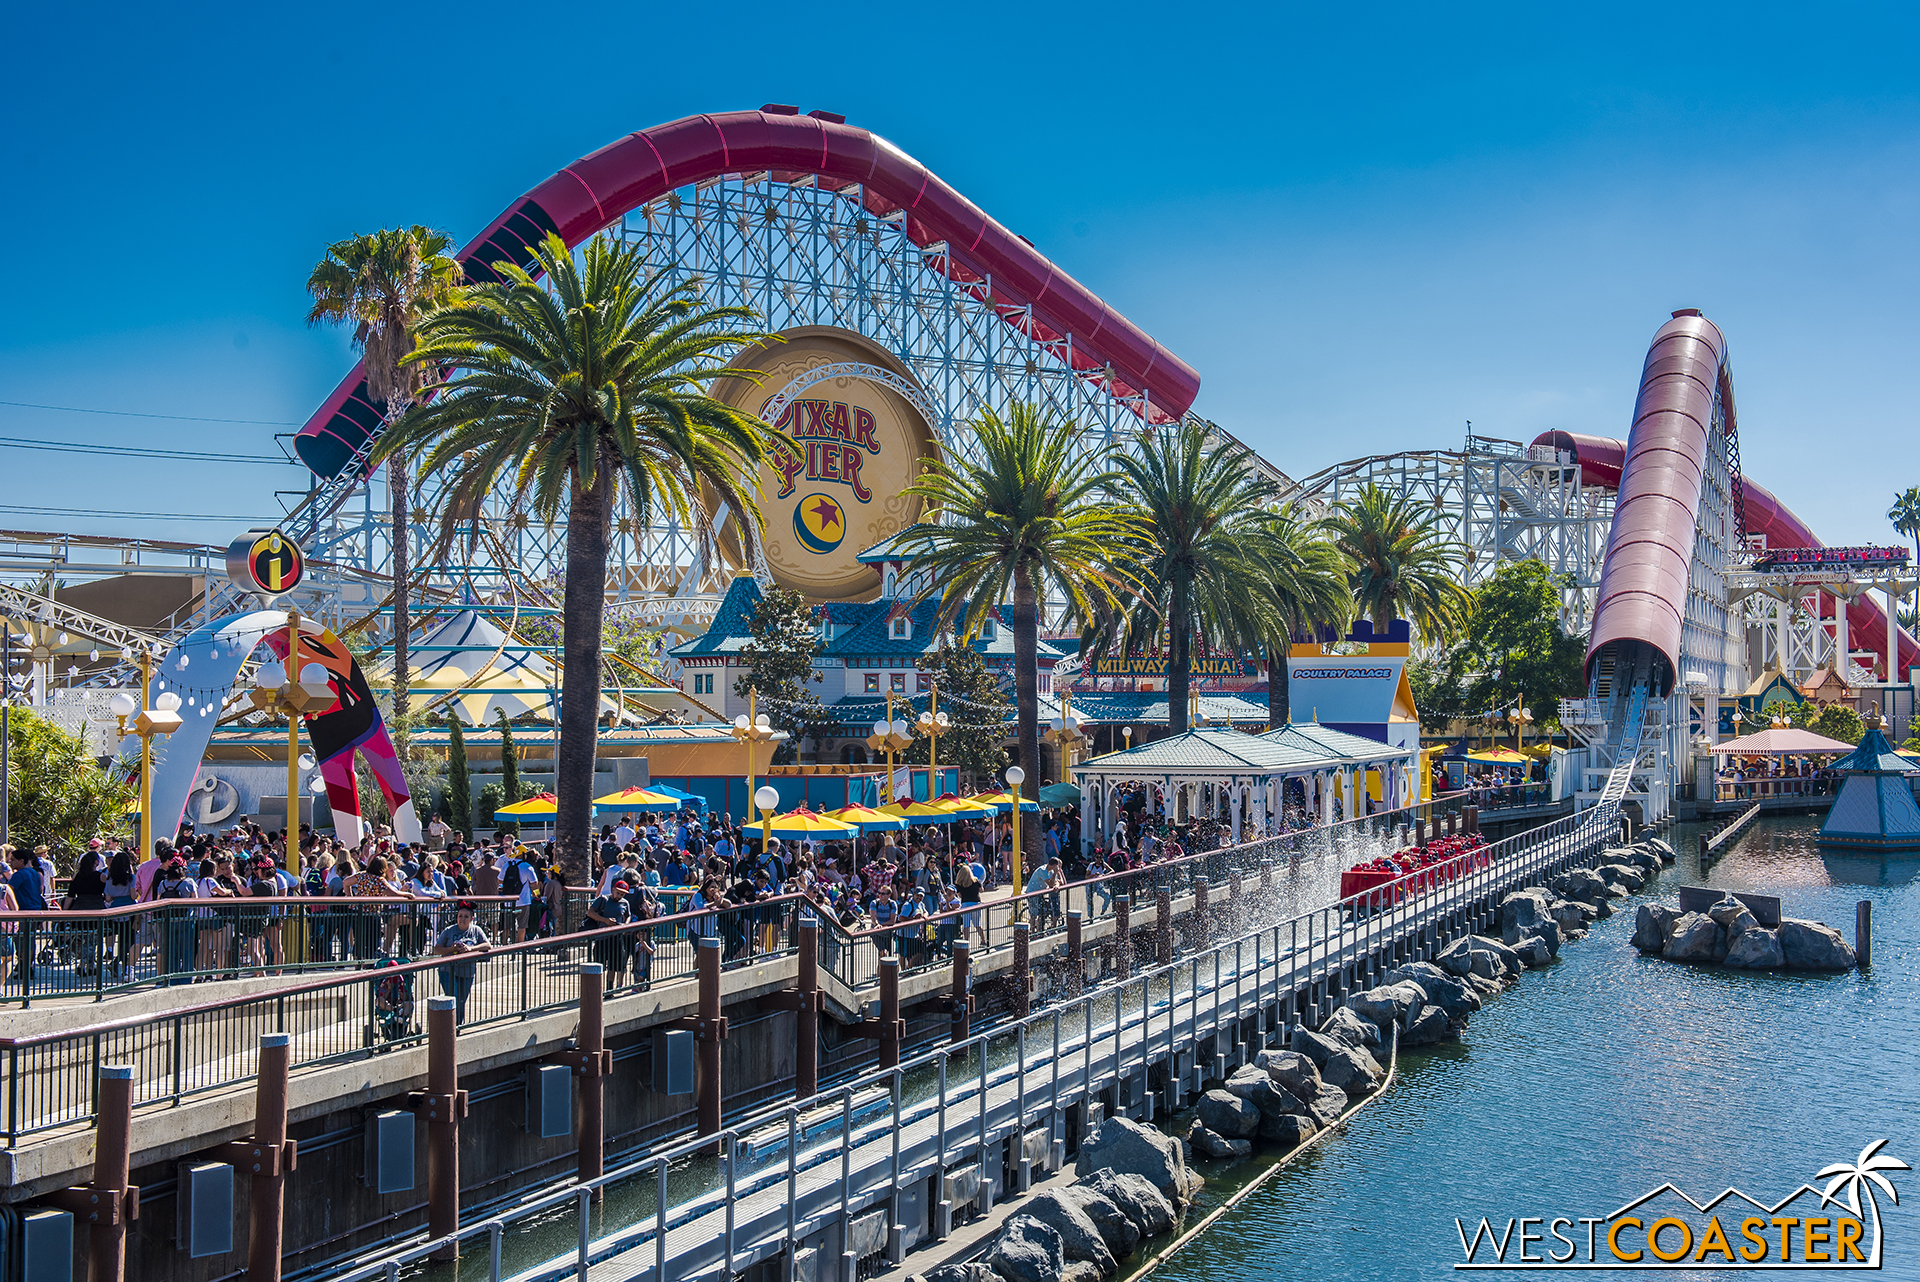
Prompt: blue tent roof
<box><xmin>1829</xmin><ymin>726</ymin><xmax>1917</xmax><ymax>775</ymax></box>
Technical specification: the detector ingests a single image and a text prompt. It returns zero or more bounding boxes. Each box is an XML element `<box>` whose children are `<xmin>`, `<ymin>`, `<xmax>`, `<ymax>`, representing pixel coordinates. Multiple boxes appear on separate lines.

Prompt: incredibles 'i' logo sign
<box><xmin>247</xmin><ymin>529</ymin><xmax>304</xmax><ymax>594</ymax></box>
<box><xmin>793</xmin><ymin>493</ymin><xmax>846</xmax><ymax>555</ymax></box>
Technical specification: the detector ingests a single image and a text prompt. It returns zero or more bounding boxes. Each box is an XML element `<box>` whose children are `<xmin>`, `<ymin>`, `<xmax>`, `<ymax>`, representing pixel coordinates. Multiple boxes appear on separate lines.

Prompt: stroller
<box><xmin>366</xmin><ymin>952</ymin><xmax>416</xmax><ymax>1047</ymax></box>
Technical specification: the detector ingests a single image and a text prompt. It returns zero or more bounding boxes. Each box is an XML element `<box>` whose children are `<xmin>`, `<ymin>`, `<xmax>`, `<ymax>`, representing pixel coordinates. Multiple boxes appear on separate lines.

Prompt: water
<box><xmin>1151</xmin><ymin>815</ymin><xmax>1920</xmax><ymax>1280</ymax></box>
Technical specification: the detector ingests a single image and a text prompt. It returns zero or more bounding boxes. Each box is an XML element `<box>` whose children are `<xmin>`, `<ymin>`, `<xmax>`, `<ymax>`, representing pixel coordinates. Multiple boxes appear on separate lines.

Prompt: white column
<box><xmin>1890</xmin><ymin>584</ymin><xmax>1902</xmax><ymax>682</ymax></box>
<box><xmin>1252</xmin><ymin>780</ymin><xmax>1268</xmax><ymax>837</ymax></box>
<box><xmin>1835</xmin><ymin>586</ymin><xmax>1850</xmax><ymax>678</ymax></box>
<box><xmin>1230</xmin><ymin>785</ymin><xmax>1243</xmax><ymax>845</ymax></box>
<box><xmin>1775</xmin><ymin>593</ymin><xmax>1791</xmax><ymax>675</ymax></box>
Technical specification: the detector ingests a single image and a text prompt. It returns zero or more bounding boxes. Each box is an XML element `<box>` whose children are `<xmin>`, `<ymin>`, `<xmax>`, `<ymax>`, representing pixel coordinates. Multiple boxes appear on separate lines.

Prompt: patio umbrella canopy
<box><xmin>1038</xmin><ymin>782</ymin><xmax>1081</xmax><ymax>807</ymax></box>
<box><xmin>877</xmin><ymin>801</ymin><xmax>955</xmax><ymax>825</ymax></box>
<box><xmin>591</xmin><ymin>786</ymin><xmax>682</xmax><ymax>812</ymax></box>
<box><xmin>749</xmin><ymin>808</ymin><xmax>859</xmax><ymax>840</ymax></box>
<box><xmin>494</xmin><ymin>791</ymin><xmax>558</xmax><ymax>817</ymax></box>
<box><xmin>1466</xmin><ymin>748</ymin><xmax>1528</xmax><ymax>765</ymax></box>
<box><xmin>968</xmin><ymin>791</ymin><xmax>1040</xmax><ymax>813</ymax></box>
<box><xmin>928</xmin><ymin>794</ymin><xmax>997</xmax><ymax>817</ymax></box>
<box><xmin>827</xmin><ymin>804</ymin><xmax>909</xmax><ymax>832</ymax></box>
<box><xmin>1709</xmin><ymin>728</ymin><xmax>1858</xmax><ymax>755</ymax></box>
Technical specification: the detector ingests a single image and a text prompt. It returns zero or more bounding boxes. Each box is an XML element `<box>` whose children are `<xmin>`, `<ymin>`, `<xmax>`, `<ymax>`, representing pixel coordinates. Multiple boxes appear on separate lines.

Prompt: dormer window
<box><xmin>884</xmin><ymin>570</ymin><xmax>897</xmax><ymax>598</ymax></box>
<box><xmin>980</xmin><ymin>616</ymin><xmax>997</xmax><ymax>641</ymax></box>
<box><xmin>890</xmin><ymin>615</ymin><xmax>911</xmax><ymax>640</ymax></box>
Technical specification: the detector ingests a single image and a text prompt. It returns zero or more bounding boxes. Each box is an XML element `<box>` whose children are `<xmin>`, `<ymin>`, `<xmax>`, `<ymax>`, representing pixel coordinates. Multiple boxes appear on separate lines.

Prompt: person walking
<box><xmin>432</xmin><ymin>901</ymin><xmax>491</xmax><ymax>1024</ymax></box>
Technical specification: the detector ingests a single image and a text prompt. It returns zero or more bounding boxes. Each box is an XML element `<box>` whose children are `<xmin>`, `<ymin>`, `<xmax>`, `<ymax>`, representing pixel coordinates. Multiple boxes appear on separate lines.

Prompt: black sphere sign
<box><xmin>227</xmin><ymin>528</ymin><xmax>306</xmax><ymax>596</ymax></box>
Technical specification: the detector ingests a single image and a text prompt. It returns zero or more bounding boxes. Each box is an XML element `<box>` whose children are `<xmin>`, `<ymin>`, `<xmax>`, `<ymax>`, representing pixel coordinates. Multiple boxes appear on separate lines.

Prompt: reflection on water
<box><xmin>1150</xmin><ymin>815</ymin><xmax>1920</xmax><ymax>1281</ymax></box>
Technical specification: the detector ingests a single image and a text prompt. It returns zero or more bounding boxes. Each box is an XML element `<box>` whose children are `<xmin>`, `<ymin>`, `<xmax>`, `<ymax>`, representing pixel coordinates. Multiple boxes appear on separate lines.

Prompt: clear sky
<box><xmin>2</xmin><ymin>2</ymin><xmax>1916</xmax><ymax>548</ymax></box>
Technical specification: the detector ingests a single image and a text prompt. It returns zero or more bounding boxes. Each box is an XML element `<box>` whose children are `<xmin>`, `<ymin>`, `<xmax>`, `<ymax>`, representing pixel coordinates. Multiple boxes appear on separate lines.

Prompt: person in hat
<box><xmin>585</xmin><ymin>877</ymin><xmax>634</xmax><ymax>984</ymax></box>
<box><xmin>433</xmin><ymin>901</ymin><xmax>491</xmax><ymax>1024</ymax></box>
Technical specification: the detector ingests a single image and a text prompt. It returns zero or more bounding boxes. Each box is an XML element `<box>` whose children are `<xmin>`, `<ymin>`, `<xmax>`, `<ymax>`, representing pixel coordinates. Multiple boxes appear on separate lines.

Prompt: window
<box><xmin>884</xmin><ymin>570</ymin><xmax>896</xmax><ymax>597</ymax></box>
<box><xmin>980</xmin><ymin>616</ymin><xmax>997</xmax><ymax>641</ymax></box>
<box><xmin>691</xmin><ymin>672</ymin><xmax>715</xmax><ymax>695</ymax></box>
<box><xmin>1039</xmin><ymin>673</ymin><xmax>1051</xmax><ymax>694</ymax></box>
<box><xmin>890</xmin><ymin>672</ymin><xmax>907</xmax><ymax>693</ymax></box>
<box><xmin>917</xmin><ymin>674</ymin><xmax>932</xmax><ymax>693</ymax></box>
<box><xmin>865</xmin><ymin>673</ymin><xmax>881</xmax><ymax>693</ymax></box>
<box><xmin>890</xmin><ymin>615</ymin><xmax>911</xmax><ymax>640</ymax></box>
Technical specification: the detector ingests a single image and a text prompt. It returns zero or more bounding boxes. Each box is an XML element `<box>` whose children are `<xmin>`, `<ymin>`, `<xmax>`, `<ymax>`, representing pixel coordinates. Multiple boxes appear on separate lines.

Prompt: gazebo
<box><xmin>1818</xmin><ymin>722</ymin><xmax>1920</xmax><ymax>851</ymax></box>
<box><xmin>1070</xmin><ymin>726</ymin><xmax>1416</xmax><ymax>851</ymax></box>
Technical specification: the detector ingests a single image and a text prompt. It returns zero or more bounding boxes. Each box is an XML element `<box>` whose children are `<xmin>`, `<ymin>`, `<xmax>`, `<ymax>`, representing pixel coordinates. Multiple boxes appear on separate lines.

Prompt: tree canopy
<box><xmin>735</xmin><ymin>586</ymin><xmax>830</xmax><ymax>764</ymax></box>
<box><xmin>5</xmin><ymin>709</ymin><xmax>134</xmax><ymax>866</ymax></box>
<box><xmin>1408</xmin><ymin>559</ymin><xmax>1585</xmax><ymax>732</ymax></box>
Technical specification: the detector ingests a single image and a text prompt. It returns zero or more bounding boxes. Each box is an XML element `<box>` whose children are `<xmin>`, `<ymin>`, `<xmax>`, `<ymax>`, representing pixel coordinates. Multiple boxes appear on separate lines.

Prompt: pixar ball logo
<box><xmin>793</xmin><ymin>493</ymin><xmax>846</xmax><ymax>555</ymax></box>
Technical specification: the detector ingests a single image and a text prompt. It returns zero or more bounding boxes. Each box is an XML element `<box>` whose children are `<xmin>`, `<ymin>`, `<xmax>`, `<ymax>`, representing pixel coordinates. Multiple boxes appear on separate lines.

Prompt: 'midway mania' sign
<box><xmin>1089</xmin><ymin>655</ymin><xmax>1261</xmax><ymax>678</ymax></box>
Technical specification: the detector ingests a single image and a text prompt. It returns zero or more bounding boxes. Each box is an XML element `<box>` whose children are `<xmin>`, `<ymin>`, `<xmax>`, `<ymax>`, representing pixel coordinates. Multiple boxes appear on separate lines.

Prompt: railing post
<box><xmin>1467</xmin><ymin>804</ymin><xmax>1479</xmax><ymax>835</ymax></box>
<box><xmin>696</xmin><ymin>938</ymin><xmax>727</xmax><ymax>1151</ymax></box>
<box><xmin>949</xmin><ymin>939</ymin><xmax>972</xmax><ymax>1043</ymax></box>
<box><xmin>1156</xmin><ymin>888</ymin><xmax>1173</xmax><ymax>965</ymax></box>
<box><xmin>1065</xmin><ymin>910</ymin><xmax>1083</xmax><ymax>1000</ymax></box>
<box><xmin>796</xmin><ymin>914</ymin><xmax>820</xmax><ymax>1100</ymax></box>
<box><xmin>576</xmin><ymin>963</ymin><xmax>608</xmax><ymax>1199</ymax></box>
<box><xmin>878</xmin><ymin>955</ymin><xmax>902</xmax><ymax>1070</ymax></box>
<box><xmin>1193</xmin><ymin>877</ymin><xmax>1211</xmax><ymax>951</ymax></box>
<box><xmin>86</xmin><ymin>1063</ymin><xmax>135</xmax><ymax>1282</ymax></box>
<box><xmin>416</xmin><ymin>996</ymin><xmax>466</xmax><ymax>1261</ymax></box>
<box><xmin>1013</xmin><ymin>921</ymin><xmax>1031</xmax><ymax>1018</ymax></box>
<box><xmin>241</xmin><ymin>1033</ymin><xmax>292</xmax><ymax>1282</ymax></box>
<box><xmin>1114</xmin><ymin>894</ymin><xmax>1131</xmax><ymax>980</ymax></box>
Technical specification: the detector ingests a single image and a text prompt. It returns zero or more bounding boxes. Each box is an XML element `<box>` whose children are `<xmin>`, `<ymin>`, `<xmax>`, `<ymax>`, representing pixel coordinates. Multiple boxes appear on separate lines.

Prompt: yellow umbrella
<box><xmin>494</xmin><ymin>791</ymin><xmax>558</xmax><ymax>817</ymax></box>
<box><xmin>749</xmin><ymin>808</ymin><xmax>860</xmax><ymax>840</ymax></box>
<box><xmin>877</xmin><ymin>800</ymin><xmax>955</xmax><ymax>826</ymax></box>
<box><xmin>928</xmin><ymin>795</ymin><xmax>997</xmax><ymax>817</ymax></box>
<box><xmin>827</xmin><ymin>804</ymin><xmax>909</xmax><ymax>832</ymax></box>
<box><xmin>592</xmin><ymin>786</ymin><xmax>682</xmax><ymax>813</ymax></box>
<box><xmin>1466</xmin><ymin>748</ymin><xmax>1528</xmax><ymax>765</ymax></box>
<box><xmin>967</xmin><ymin>791</ymin><xmax>1040</xmax><ymax>814</ymax></box>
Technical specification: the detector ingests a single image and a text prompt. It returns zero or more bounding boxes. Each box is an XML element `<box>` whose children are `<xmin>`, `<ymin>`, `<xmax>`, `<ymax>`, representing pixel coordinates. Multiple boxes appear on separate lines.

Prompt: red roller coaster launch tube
<box><xmin>1538</xmin><ymin>316</ymin><xmax>1920</xmax><ymax>686</ymax></box>
<box><xmin>295</xmin><ymin>108</ymin><xmax>1202</xmax><ymax>479</ymax></box>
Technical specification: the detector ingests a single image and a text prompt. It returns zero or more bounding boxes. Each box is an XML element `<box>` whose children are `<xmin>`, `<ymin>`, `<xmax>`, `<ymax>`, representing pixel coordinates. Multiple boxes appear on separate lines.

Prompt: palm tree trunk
<box><xmin>390</xmin><ymin>454</ymin><xmax>410</xmax><ymax>744</ymax></box>
<box><xmin>1169</xmin><ymin>579</ymin><xmax>1191</xmax><ymax>734</ymax></box>
<box><xmin>1267</xmin><ymin>643</ymin><xmax>1290</xmax><ymax>730</ymax></box>
<box><xmin>1013</xmin><ymin>562</ymin><xmax>1040</xmax><ymax>863</ymax></box>
<box><xmin>557</xmin><ymin>459</ymin><xmax>613</xmax><ymax>896</ymax></box>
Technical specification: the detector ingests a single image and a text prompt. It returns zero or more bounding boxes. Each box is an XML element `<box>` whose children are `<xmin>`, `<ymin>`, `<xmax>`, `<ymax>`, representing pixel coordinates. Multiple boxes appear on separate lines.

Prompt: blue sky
<box><xmin>2</xmin><ymin>2</ymin><xmax>1916</xmax><ymax>547</ymax></box>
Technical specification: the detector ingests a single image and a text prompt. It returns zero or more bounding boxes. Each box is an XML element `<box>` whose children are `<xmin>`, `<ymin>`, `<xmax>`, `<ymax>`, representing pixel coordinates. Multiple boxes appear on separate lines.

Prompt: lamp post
<box><xmin>110</xmin><ymin>653</ymin><xmax>184</xmax><ymax>862</ymax></box>
<box><xmin>248</xmin><ymin>609</ymin><xmax>333</xmax><ymax>841</ymax></box>
<box><xmin>1121</xmin><ymin>725</ymin><xmax>1133</xmax><ymax>753</ymax></box>
<box><xmin>1046</xmin><ymin>708</ymin><xmax>1087</xmax><ymax>777</ymax></box>
<box><xmin>865</xmin><ymin>690</ymin><xmax>914</xmax><ymax>803</ymax></box>
<box><xmin>729</xmin><ymin>688</ymin><xmax>778</xmax><ymax>825</ymax></box>
<box><xmin>915</xmin><ymin>691</ymin><xmax>951</xmax><ymax>795</ymax></box>
<box><xmin>1004</xmin><ymin>765</ymin><xmax>1026</xmax><ymax>920</ymax></box>
<box><xmin>1507</xmin><ymin>705</ymin><xmax>1534</xmax><ymax>753</ymax></box>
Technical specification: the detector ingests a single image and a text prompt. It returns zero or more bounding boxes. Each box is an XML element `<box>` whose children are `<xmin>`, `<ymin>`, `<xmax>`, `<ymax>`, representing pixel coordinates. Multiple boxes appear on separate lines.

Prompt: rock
<box><xmin>1633</xmin><ymin>903</ymin><xmax>1676</xmax><ymax>953</ymax></box>
<box><xmin>1382</xmin><ymin>961</ymin><xmax>1450</xmax><ymax>990</ymax></box>
<box><xmin>1320</xmin><ymin>1045</ymin><xmax>1385</xmax><ymax>1097</ymax></box>
<box><xmin>1258</xmin><ymin>1110</ymin><xmax>1318</xmax><ymax>1148</ymax></box>
<box><xmin>1289</xmin><ymin>1026</ymin><xmax>1345</xmax><ymax>1068</ymax></box>
<box><xmin>1510</xmin><ymin>935</ymin><xmax>1552</xmax><ymax>968</ymax></box>
<box><xmin>1555</xmin><ymin>867</ymin><xmax>1611</xmax><ymax>904</ymax></box>
<box><xmin>1623</xmin><ymin>847</ymin><xmax>1664</xmax><ymax>875</ymax></box>
<box><xmin>1724</xmin><ymin>926</ymin><xmax>1785</xmax><ymax>969</ymax></box>
<box><xmin>1059</xmin><ymin>1264</ymin><xmax>1105</xmax><ymax>1282</ymax></box>
<box><xmin>1075</xmin><ymin>1116</ymin><xmax>1200</xmax><ymax>1206</ymax></box>
<box><xmin>1228</xmin><ymin>1066</ymin><xmax>1304</xmax><ymax>1118</ymax></box>
<box><xmin>1467</xmin><ymin>935</ymin><xmax>1522</xmax><ymax>980</ymax></box>
<box><xmin>1323</xmin><ymin>1004</ymin><xmax>1383</xmax><ymax>1049</ymax></box>
<box><xmin>1520</xmin><ymin>920</ymin><xmax>1562</xmax><ymax>958</ymax></box>
<box><xmin>1256</xmin><ymin>1049</ymin><xmax>1322</xmax><ymax>1102</ymax></box>
<box><xmin>1196</xmin><ymin>1089</ymin><xmax>1259</xmax><ymax>1138</ymax></box>
<box><xmin>1466</xmin><ymin>973</ymin><xmax>1504</xmax><ymax>997</ymax></box>
<box><xmin>1346</xmin><ymin>982</ymin><xmax>1424</xmax><ymax>1029</ymax></box>
<box><xmin>1597</xmin><ymin>862</ymin><xmax>1645</xmax><ymax>892</ymax></box>
<box><xmin>1500</xmin><ymin>888</ymin><xmax>1556</xmax><ymax>936</ymax></box>
<box><xmin>1707</xmin><ymin>898</ymin><xmax>1758</xmax><ymax>939</ymax></box>
<box><xmin>1662</xmin><ymin>912</ymin><xmax>1721</xmax><ymax>963</ymax></box>
<box><xmin>1061</xmin><ymin>1185</ymin><xmax>1141</xmax><ymax>1260</ymax></box>
<box><xmin>1308</xmin><ymin>1081</ymin><xmax>1350</xmax><ymax>1128</ymax></box>
<box><xmin>988</xmin><ymin>1216</ymin><xmax>1067</xmax><ymax>1282</ymax></box>
<box><xmin>1400</xmin><ymin>970</ymin><xmax>1478</xmax><ymax>1018</ymax></box>
<box><xmin>922</xmin><ymin>1264</ymin><xmax>1001</xmax><ymax>1282</ymax></box>
<box><xmin>1645</xmin><ymin>837</ymin><xmax>1675</xmax><ymax>861</ymax></box>
<box><xmin>1190</xmin><ymin>1125</ymin><xmax>1252</xmax><ymax>1159</ymax></box>
<box><xmin>1592</xmin><ymin>896</ymin><xmax>1614</xmax><ymax>919</ymax></box>
<box><xmin>1021</xmin><ymin>1191</ymin><xmax>1117</xmax><ymax>1274</ymax></box>
<box><xmin>1436</xmin><ymin>934</ymin><xmax>1478</xmax><ymax>976</ymax></box>
<box><xmin>1779</xmin><ymin>919</ymin><xmax>1857</xmax><ymax>970</ymax></box>
<box><xmin>1080</xmin><ymin>1169</ymin><xmax>1175</xmax><ymax>1238</ymax></box>
<box><xmin>1401</xmin><ymin>1004</ymin><xmax>1451</xmax><ymax>1046</ymax></box>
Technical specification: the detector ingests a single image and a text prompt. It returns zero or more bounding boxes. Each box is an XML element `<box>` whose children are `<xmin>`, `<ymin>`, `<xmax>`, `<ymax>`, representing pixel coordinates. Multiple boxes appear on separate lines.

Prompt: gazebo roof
<box><xmin>1710</xmin><ymin>727</ymin><xmax>1858</xmax><ymax>755</ymax></box>
<box><xmin>1071</xmin><ymin>728</ymin><xmax>1383</xmax><ymax>779</ymax></box>
<box><xmin>1257</xmin><ymin>722</ymin><xmax>1406</xmax><ymax>763</ymax></box>
<box><xmin>1829</xmin><ymin>726</ymin><xmax>1918</xmax><ymax>775</ymax></box>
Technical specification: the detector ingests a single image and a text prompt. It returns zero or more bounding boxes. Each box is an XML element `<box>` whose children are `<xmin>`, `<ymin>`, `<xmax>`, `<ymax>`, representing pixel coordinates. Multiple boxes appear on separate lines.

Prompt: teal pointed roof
<box><xmin>670</xmin><ymin>576</ymin><xmax>763</xmax><ymax>656</ymax></box>
<box><xmin>1829</xmin><ymin>726</ymin><xmax>1917</xmax><ymax>775</ymax></box>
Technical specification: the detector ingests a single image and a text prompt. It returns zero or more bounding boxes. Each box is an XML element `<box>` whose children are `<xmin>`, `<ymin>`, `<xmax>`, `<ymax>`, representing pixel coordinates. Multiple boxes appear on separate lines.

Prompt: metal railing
<box><xmin>1712</xmin><ymin>775</ymin><xmax>1836</xmax><ymax>802</ymax></box>
<box><xmin>0</xmin><ymin>893</ymin><xmax>797</xmax><ymax>1145</ymax></box>
<box><xmin>318</xmin><ymin>797</ymin><xmax>1622</xmax><ymax>1282</ymax></box>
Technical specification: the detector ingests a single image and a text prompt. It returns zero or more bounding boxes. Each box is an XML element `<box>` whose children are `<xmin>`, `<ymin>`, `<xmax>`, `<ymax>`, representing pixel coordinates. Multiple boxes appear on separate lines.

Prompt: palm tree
<box><xmin>1817</xmin><ymin>1139</ymin><xmax>1909</xmax><ymax>1265</ymax></box>
<box><xmin>1106</xmin><ymin>421</ymin><xmax>1294</xmax><ymax>734</ymax></box>
<box><xmin>1328</xmin><ymin>481</ymin><xmax>1473</xmax><ymax>646</ymax></box>
<box><xmin>901</xmin><ymin>403</ymin><xmax>1142</xmax><ymax>818</ymax></box>
<box><xmin>1261</xmin><ymin>503</ymin><xmax>1353</xmax><ymax>730</ymax></box>
<box><xmin>306</xmin><ymin>227</ymin><xmax>465</xmax><ymax>744</ymax></box>
<box><xmin>1890</xmin><ymin>488</ymin><xmax>1920</xmax><ymax>568</ymax></box>
<box><xmin>370</xmin><ymin>232</ymin><xmax>781</xmax><ymax>883</ymax></box>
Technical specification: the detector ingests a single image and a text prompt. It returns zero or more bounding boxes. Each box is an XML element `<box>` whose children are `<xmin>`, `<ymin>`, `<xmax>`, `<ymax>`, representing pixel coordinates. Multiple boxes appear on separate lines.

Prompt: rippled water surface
<box><xmin>1151</xmin><ymin>815</ymin><xmax>1920</xmax><ymax>1281</ymax></box>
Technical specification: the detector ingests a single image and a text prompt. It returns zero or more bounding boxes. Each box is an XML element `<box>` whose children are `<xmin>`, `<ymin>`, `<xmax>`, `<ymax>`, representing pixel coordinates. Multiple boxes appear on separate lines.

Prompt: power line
<box><xmin>0</xmin><ymin>504</ymin><xmax>278</xmax><ymax>523</ymax></box>
<box><xmin>0</xmin><ymin>399</ymin><xmax>300</xmax><ymax>426</ymax></box>
<box><xmin>0</xmin><ymin>435</ymin><xmax>291</xmax><ymax>465</ymax></box>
